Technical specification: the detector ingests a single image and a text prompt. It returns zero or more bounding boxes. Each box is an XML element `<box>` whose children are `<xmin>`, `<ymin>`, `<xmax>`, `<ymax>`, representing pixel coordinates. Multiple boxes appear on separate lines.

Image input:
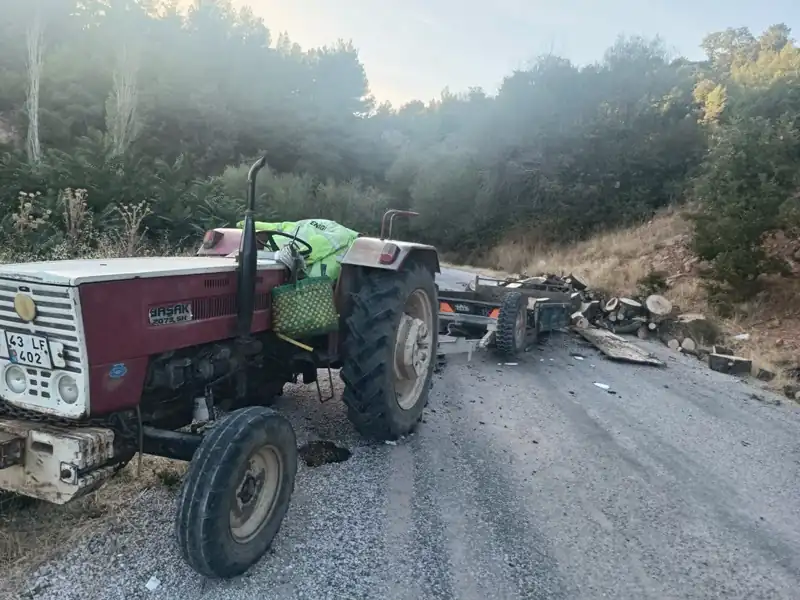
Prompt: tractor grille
<box><xmin>0</xmin><ymin>281</ymin><xmax>84</xmax><ymax>375</ymax></box>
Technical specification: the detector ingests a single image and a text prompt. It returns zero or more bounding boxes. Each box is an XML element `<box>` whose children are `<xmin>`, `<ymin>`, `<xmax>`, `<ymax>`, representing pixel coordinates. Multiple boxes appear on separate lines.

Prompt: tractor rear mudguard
<box><xmin>339</xmin><ymin>237</ymin><xmax>440</xmax><ymax>274</ymax></box>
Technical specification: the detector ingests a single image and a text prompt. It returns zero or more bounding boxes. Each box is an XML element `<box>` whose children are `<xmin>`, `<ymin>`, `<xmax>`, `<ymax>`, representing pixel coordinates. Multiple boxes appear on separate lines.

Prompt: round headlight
<box><xmin>57</xmin><ymin>374</ymin><xmax>79</xmax><ymax>404</ymax></box>
<box><xmin>4</xmin><ymin>365</ymin><xmax>27</xmax><ymax>394</ymax></box>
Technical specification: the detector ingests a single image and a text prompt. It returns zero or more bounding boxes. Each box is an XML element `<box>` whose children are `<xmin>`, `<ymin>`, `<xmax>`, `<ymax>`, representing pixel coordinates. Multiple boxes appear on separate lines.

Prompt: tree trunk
<box><xmin>25</xmin><ymin>10</ymin><xmax>44</xmax><ymax>165</ymax></box>
<box><xmin>107</xmin><ymin>42</ymin><xmax>141</xmax><ymax>157</ymax></box>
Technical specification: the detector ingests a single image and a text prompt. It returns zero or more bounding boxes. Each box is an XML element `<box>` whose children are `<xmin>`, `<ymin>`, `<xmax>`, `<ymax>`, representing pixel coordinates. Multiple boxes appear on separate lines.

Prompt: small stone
<box><xmin>145</xmin><ymin>576</ymin><xmax>161</xmax><ymax>592</ymax></box>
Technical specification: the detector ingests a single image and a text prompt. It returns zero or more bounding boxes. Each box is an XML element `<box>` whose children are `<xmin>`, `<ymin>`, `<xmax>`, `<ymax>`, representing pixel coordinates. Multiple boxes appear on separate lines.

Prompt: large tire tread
<box><xmin>495</xmin><ymin>291</ymin><xmax>526</xmax><ymax>358</ymax></box>
<box><xmin>175</xmin><ymin>406</ymin><xmax>297</xmax><ymax>579</ymax></box>
<box><xmin>340</xmin><ymin>264</ymin><xmax>437</xmax><ymax>441</ymax></box>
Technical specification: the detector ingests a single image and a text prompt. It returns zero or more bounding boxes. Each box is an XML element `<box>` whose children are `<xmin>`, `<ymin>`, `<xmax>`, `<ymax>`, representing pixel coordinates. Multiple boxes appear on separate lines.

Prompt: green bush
<box><xmin>691</xmin><ymin>114</ymin><xmax>799</xmax><ymax>298</ymax></box>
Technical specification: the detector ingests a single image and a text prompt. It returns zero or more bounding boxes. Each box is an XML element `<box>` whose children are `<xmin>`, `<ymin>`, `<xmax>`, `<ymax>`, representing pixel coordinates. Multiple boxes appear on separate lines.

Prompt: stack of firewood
<box><xmin>572</xmin><ymin>294</ymin><xmax>673</xmax><ymax>333</ymax></box>
<box><xmin>562</xmin><ymin>274</ymin><xmax>755</xmax><ymax>376</ymax></box>
<box><xmin>562</xmin><ymin>273</ymin><xmax>674</xmax><ymax>339</ymax></box>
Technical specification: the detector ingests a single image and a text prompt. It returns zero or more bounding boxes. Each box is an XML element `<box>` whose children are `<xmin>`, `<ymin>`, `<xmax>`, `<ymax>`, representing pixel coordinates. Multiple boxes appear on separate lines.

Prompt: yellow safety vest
<box><xmin>236</xmin><ymin>218</ymin><xmax>359</xmax><ymax>280</ymax></box>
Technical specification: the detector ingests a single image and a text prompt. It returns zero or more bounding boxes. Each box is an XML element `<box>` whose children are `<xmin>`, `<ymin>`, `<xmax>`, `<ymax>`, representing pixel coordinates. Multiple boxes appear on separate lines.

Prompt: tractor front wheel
<box><xmin>175</xmin><ymin>406</ymin><xmax>297</xmax><ymax>579</ymax></box>
<box><xmin>340</xmin><ymin>263</ymin><xmax>438</xmax><ymax>440</ymax></box>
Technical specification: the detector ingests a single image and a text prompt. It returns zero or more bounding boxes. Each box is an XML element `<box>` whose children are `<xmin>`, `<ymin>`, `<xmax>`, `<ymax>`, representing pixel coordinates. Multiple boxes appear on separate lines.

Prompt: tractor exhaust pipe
<box><xmin>237</xmin><ymin>156</ymin><xmax>267</xmax><ymax>337</ymax></box>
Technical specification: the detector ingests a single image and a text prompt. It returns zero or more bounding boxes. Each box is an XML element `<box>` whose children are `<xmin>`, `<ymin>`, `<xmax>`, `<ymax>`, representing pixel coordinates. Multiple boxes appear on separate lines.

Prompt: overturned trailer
<box><xmin>437</xmin><ymin>274</ymin><xmax>577</xmax><ymax>359</ymax></box>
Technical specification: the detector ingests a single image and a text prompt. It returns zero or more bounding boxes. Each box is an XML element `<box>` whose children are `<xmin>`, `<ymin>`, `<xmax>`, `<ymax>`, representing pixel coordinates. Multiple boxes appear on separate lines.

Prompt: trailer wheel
<box><xmin>340</xmin><ymin>263</ymin><xmax>438</xmax><ymax>440</ymax></box>
<box><xmin>495</xmin><ymin>291</ymin><xmax>528</xmax><ymax>358</ymax></box>
<box><xmin>175</xmin><ymin>406</ymin><xmax>297</xmax><ymax>579</ymax></box>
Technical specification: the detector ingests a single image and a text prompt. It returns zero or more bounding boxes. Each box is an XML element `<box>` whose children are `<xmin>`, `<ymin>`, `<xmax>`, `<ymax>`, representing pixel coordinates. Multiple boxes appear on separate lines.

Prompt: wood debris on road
<box><xmin>576</xmin><ymin>327</ymin><xmax>665</xmax><ymax>367</ymax></box>
<box><xmin>500</xmin><ymin>271</ymin><xmax>791</xmax><ymax>396</ymax></box>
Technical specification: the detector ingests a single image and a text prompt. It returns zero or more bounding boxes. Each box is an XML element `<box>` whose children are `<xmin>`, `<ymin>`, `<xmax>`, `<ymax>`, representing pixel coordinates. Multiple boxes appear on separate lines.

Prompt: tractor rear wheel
<box><xmin>175</xmin><ymin>406</ymin><xmax>297</xmax><ymax>579</ymax></box>
<box><xmin>495</xmin><ymin>291</ymin><xmax>528</xmax><ymax>358</ymax></box>
<box><xmin>340</xmin><ymin>263</ymin><xmax>438</xmax><ymax>440</ymax></box>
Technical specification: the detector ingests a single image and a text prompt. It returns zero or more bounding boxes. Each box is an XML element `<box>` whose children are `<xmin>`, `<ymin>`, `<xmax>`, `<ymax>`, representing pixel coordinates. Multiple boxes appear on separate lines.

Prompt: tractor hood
<box><xmin>0</xmin><ymin>256</ymin><xmax>284</xmax><ymax>286</ymax></box>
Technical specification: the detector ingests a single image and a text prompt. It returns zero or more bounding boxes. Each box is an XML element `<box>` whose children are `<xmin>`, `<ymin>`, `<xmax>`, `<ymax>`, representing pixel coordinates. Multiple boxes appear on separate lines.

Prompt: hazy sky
<box><xmin>233</xmin><ymin>0</ymin><xmax>800</xmax><ymax>105</ymax></box>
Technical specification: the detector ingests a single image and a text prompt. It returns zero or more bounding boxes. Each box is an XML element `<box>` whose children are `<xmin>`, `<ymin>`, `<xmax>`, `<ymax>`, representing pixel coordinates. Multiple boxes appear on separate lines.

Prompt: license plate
<box><xmin>5</xmin><ymin>332</ymin><xmax>54</xmax><ymax>369</ymax></box>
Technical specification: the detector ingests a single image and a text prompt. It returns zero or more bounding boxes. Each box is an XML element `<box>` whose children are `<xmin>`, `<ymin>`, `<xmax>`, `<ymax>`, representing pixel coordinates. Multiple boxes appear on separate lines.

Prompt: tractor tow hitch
<box><xmin>0</xmin><ymin>431</ymin><xmax>24</xmax><ymax>469</ymax></box>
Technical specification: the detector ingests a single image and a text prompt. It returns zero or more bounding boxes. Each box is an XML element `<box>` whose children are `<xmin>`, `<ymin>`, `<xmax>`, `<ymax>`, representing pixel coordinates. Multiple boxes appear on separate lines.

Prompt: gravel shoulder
<box><xmin>9</xmin><ymin>268</ymin><xmax>800</xmax><ymax>600</ymax></box>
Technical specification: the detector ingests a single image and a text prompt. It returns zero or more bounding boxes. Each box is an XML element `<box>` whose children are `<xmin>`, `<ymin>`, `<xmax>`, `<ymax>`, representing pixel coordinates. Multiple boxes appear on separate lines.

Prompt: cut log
<box><xmin>645</xmin><ymin>295</ymin><xmax>672</xmax><ymax>320</ymax></box>
<box><xmin>604</xmin><ymin>298</ymin><xmax>619</xmax><ymax>313</ymax></box>
<box><xmin>585</xmin><ymin>290</ymin><xmax>603</xmax><ymax>303</ymax></box>
<box><xmin>608</xmin><ymin>313</ymin><xmax>617</xmax><ymax>323</ymax></box>
<box><xmin>648</xmin><ymin>322</ymin><xmax>658</xmax><ymax>331</ymax></box>
<box><xmin>680</xmin><ymin>338</ymin><xmax>697</xmax><ymax>353</ymax></box>
<box><xmin>658</xmin><ymin>315</ymin><xmax>720</xmax><ymax>348</ymax></box>
<box><xmin>677</xmin><ymin>313</ymin><xmax>706</xmax><ymax>323</ymax></box>
<box><xmin>667</xmin><ymin>339</ymin><xmax>681</xmax><ymax>351</ymax></box>
<box><xmin>565</xmin><ymin>273</ymin><xmax>588</xmax><ymax>291</ymax></box>
<box><xmin>571</xmin><ymin>311</ymin><xmax>590</xmax><ymax>328</ymax></box>
<box><xmin>619</xmin><ymin>297</ymin><xmax>643</xmax><ymax>311</ymax></box>
<box><xmin>637</xmin><ymin>325</ymin><xmax>649</xmax><ymax>339</ymax></box>
<box><xmin>571</xmin><ymin>316</ymin><xmax>590</xmax><ymax>329</ymax></box>
<box><xmin>617</xmin><ymin>299</ymin><xmax>638</xmax><ymax>321</ymax></box>
<box><xmin>613</xmin><ymin>320</ymin><xmax>642</xmax><ymax>335</ymax></box>
<box><xmin>580</xmin><ymin>300</ymin><xmax>601</xmax><ymax>321</ymax></box>
<box><xmin>708</xmin><ymin>353</ymin><xmax>752</xmax><ymax>376</ymax></box>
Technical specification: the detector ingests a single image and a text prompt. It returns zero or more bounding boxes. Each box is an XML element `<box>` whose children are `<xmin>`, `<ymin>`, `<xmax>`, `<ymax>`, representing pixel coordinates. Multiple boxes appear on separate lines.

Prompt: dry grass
<box><xmin>719</xmin><ymin>275</ymin><xmax>800</xmax><ymax>389</ymax></box>
<box><xmin>484</xmin><ymin>206</ymin><xmax>693</xmax><ymax>298</ymax></box>
<box><xmin>455</xmin><ymin>207</ymin><xmax>800</xmax><ymax>390</ymax></box>
<box><xmin>0</xmin><ymin>188</ymin><xmax>174</xmax><ymax>265</ymax></box>
<box><xmin>0</xmin><ymin>456</ymin><xmax>186</xmax><ymax>596</ymax></box>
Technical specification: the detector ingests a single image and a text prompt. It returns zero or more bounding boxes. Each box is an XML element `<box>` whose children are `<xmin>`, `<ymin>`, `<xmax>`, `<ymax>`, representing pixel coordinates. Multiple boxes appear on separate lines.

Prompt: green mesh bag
<box><xmin>271</xmin><ymin>277</ymin><xmax>339</xmax><ymax>339</ymax></box>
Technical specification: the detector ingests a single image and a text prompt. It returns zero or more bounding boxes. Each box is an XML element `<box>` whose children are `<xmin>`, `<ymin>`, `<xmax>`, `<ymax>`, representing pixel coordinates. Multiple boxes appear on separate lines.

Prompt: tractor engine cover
<box><xmin>0</xmin><ymin>256</ymin><xmax>287</xmax><ymax>420</ymax></box>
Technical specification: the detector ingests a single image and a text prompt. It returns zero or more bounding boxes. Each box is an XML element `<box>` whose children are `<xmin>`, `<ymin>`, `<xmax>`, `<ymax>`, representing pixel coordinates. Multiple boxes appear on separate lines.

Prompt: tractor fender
<box><xmin>340</xmin><ymin>237</ymin><xmax>440</xmax><ymax>275</ymax></box>
<box><xmin>335</xmin><ymin>239</ymin><xmax>440</xmax><ymax>341</ymax></box>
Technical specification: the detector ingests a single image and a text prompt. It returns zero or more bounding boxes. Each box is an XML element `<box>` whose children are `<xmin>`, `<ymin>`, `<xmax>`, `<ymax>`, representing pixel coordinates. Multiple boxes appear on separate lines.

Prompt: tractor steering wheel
<box><xmin>256</xmin><ymin>230</ymin><xmax>313</xmax><ymax>257</ymax></box>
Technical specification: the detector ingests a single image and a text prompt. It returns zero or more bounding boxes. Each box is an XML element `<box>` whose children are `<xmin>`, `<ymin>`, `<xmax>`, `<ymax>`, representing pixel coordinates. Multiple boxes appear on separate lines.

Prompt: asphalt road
<box><xmin>23</xmin><ymin>268</ymin><xmax>800</xmax><ymax>600</ymax></box>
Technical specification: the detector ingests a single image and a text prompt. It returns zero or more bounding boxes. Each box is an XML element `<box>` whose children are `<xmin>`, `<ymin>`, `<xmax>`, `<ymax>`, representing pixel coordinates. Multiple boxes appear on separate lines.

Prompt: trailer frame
<box><xmin>437</xmin><ymin>274</ymin><xmax>578</xmax><ymax>359</ymax></box>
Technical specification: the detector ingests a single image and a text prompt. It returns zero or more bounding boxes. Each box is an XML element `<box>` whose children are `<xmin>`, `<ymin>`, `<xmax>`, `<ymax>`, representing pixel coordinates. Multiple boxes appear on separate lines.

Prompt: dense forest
<box><xmin>1</xmin><ymin>1</ymin><xmax>799</xmax><ymax>298</ymax></box>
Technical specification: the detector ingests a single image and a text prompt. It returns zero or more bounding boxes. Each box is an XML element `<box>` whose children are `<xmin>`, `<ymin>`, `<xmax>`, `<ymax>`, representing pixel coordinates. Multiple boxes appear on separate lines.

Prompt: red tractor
<box><xmin>0</xmin><ymin>158</ymin><xmax>440</xmax><ymax>579</ymax></box>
